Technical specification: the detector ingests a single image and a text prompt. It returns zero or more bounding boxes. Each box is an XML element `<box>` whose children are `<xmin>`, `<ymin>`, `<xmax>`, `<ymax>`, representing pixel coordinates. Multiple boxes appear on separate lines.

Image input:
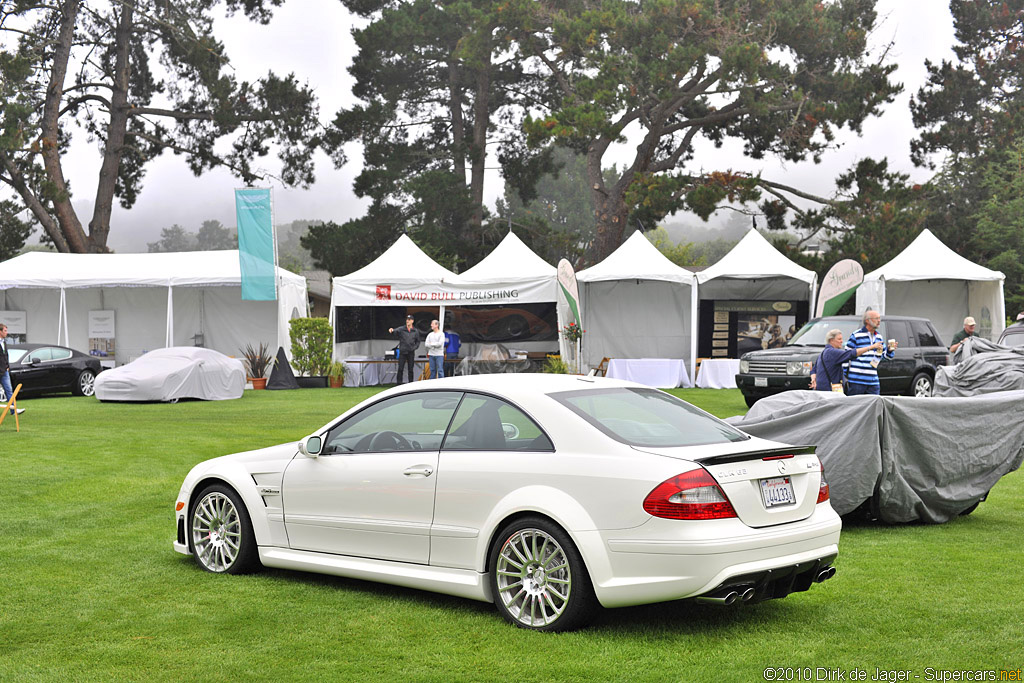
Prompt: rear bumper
<box><xmin>583</xmin><ymin>504</ymin><xmax>842</xmax><ymax>608</ymax></box>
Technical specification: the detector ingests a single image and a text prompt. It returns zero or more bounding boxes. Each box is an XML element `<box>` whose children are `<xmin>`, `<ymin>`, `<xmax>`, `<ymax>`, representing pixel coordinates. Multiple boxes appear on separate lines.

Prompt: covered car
<box><xmin>727</xmin><ymin>390</ymin><xmax>1024</xmax><ymax>523</ymax></box>
<box><xmin>934</xmin><ymin>337</ymin><xmax>1024</xmax><ymax>397</ymax></box>
<box><xmin>94</xmin><ymin>347</ymin><xmax>245</xmax><ymax>402</ymax></box>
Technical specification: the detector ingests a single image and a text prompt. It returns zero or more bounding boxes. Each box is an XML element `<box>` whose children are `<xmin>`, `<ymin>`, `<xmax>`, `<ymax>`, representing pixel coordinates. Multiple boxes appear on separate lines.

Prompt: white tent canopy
<box><xmin>695</xmin><ymin>229</ymin><xmax>818</xmax><ymax>304</ymax></box>
<box><xmin>0</xmin><ymin>250</ymin><xmax>308</xmax><ymax>362</ymax></box>
<box><xmin>855</xmin><ymin>228</ymin><xmax>1006</xmax><ymax>343</ymax></box>
<box><xmin>331</xmin><ymin>233</ymin><xmax>561</xmax><ymax>359</ymax></box>
<box><xmin>576</xmin><ymin>231</ymin><xmax>698</xmax><ymax>375</ymax></box>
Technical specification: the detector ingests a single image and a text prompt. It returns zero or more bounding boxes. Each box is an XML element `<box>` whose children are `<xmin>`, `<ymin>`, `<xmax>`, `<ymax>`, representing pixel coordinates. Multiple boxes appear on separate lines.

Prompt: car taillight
<box><xmin>817</xmin><ymin>462</ymin><xmax>830</xmax><ymax>504</ymax></box>
<box><xmin>643</xmin><ymin>468</ymin><xmax>737</xmax><ymax>520</ymax></box>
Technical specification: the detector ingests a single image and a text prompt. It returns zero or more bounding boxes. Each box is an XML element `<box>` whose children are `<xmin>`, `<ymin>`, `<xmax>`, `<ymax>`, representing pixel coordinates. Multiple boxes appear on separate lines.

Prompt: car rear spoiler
<box><xmin>695</xmin><ymin>445</ymin><xmax>816</xmax><ymax>466</ymax></box>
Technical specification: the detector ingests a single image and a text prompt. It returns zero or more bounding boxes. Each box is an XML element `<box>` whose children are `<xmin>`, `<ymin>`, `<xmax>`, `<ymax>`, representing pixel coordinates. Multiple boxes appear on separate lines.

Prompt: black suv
<box><xmin>735</xmin><ymin>315</ymin><xmax>950</xmax><ymax>407</ymax></box>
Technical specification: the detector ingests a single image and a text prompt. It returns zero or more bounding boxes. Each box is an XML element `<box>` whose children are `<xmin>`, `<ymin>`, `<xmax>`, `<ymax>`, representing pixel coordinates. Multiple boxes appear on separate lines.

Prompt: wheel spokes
<box><xmin>495</xmin><ymin>528</ymin><xmax>572</xmax><ymax>627</ymax></box>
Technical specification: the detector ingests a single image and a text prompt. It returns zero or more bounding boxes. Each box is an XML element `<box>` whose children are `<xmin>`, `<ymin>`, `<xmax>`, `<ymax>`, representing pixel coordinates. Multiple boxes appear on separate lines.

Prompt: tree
<box><xmin>647</xmin><ymin>226</ymin><xmax>703</xmax><ymax>267</ymax></box>
<box><xmin>0</xmin><ymin>0</ymin><xmax>319</xmax><ymax>253</ymax></box>
<box><xmin>971</xmin><ymin>139</ymin><xmax>1024</xmax><ymax>316</ymax></box>
<box><xmin>511</xmin><ymin>0</ymin><xmax>899</xmax><ymax>264</ymax></box>
<box><xmin>147</xmin><ymin>225</ymin><xmax>195</xmax><ymax>253</ymax></box>
<box><xmin>196</xmin><ymin>220</ymin><xmax>236</xmax><ymax>251</ymax></box>
<box><xmin>322</xmin><ymin>0</ymin><xmax>544</xmax><ymax>271</ymax></box>
<box><xmin>0</xmin><ymin>200</ymin><xmax>32</xmax><ymax>261</ymax></box>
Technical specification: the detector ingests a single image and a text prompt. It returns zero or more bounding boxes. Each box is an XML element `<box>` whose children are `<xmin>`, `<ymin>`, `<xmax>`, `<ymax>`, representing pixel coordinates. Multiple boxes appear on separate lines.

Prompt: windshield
<box><xmin>8</xmin><ymin>349</ymin><xmax>27</xmax><ymax>363</ymax></box>
<box><xmin>787</xmin><ymin>319</ymin><xmax>862</xmax><ymax>346</ymax></box>
<box><xmin>549</xmin><ymin>387</ymin><xmax>748</xmax><ymax>448</ymax></box>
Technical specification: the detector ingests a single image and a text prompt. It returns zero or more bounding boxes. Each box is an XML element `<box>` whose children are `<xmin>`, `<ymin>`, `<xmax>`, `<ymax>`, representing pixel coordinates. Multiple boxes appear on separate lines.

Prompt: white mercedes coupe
<box><xmin>173</xmin><ymin>374</ymin><xmax>840</xmax><ymax>631</ymax></box>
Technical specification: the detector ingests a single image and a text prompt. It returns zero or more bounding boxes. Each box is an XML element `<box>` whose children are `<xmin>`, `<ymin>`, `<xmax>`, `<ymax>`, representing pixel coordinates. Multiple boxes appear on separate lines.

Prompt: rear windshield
<box><xmin>787</xmin><ymin>319</ymin><xmax>862</xmax><ymax>346</ymax></box>
<box><xmin>549</xmin><ymin>387</ymin><xmax>748</xmax><ymax>447</ymax></box>
<box><xmin>8</xmin><ymin>349</ymin><xmax>27</xmax><ymax>363</ymax></box>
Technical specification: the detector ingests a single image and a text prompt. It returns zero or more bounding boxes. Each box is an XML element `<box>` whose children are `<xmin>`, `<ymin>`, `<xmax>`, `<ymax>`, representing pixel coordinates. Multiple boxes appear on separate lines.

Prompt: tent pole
<box><xmin>690</xmin><ymin>282</ymin><xmax>698</xmax><ymax>387</ymax></box>
<box><xmin>166</xmin><ymin>286</ymin><xmax>174</xmax><ymax>347</ymax></box>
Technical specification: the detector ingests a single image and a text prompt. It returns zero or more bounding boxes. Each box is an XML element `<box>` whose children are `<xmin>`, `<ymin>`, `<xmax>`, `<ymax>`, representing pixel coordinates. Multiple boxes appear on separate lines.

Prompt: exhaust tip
<box><xmin>815</xmin><ymin>566</ymin><xmax>836</xmax><ymax>583</ymax></box>
<box><xmin>695</xmin><ymin>590</ymin><xmax>739</xmax><ymax>606</ymax></box>
<box><xmin>739</xmin><ymin>587</ymin><xmax>756</xmax><ymax>602</ymax></box>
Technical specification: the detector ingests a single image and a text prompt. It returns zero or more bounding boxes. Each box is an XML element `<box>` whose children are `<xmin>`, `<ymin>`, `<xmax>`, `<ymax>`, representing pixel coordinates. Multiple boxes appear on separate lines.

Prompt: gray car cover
<box><xmin>94</xmin><ymin>347</ymin><xmax>245</xmax><ymax>402</ymax></box>
<box><xmin>934</xmin><ymin>336</ymin><xmax>1024</xmax><ymax>397</ymax></box>
<box><xmin>726</xmin><ymin>390</ymin><xmax>1024</xmax><ymax>523</ymax></box>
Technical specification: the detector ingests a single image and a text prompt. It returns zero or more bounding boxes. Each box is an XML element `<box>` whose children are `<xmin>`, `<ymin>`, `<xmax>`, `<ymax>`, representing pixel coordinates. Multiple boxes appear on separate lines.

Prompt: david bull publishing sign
<box><xmin>815</xmin><ymin>259</ymin><xmax>864</xmax><ymax>318</ymax></box>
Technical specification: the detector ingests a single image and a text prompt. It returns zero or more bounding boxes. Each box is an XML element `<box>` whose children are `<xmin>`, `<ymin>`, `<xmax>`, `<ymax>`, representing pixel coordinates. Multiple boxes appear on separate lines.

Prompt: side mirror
<box><xmin>298</xmin><ymin>435</ymin><xmax>323</xmax><ymax>458</ymax></box>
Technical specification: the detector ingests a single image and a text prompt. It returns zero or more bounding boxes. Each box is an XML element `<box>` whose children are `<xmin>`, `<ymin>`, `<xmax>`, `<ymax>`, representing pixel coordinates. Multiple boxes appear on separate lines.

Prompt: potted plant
<box><xmin>241</xmin><ymin>342</ymin><xmax>274</xmax><ymax>390</ymax></box>
<box><xmin>289</xmin><ymin>317</ymin><xmax>333</xmax><ymax>388</ymax></box>
<box><xmin>328</xmin><ymin>360</ymin><xmax>346</xmax><ymax>388</ymax></box>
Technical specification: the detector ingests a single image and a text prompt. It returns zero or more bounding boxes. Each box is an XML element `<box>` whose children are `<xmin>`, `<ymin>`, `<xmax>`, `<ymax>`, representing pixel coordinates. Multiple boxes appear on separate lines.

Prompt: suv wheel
<box><xmin>910</xmin><ymin>372</ymin><xmax>933</xmax><ymax>397</ymax></box>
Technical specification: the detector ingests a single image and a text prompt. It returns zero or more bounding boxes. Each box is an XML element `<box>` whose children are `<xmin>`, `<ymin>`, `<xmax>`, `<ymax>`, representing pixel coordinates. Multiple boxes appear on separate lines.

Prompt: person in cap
<box><xmin>388</xmin><ymin>315</ymin><xmax>422</xmax><ymax>384</ymax></box>
<box><xmin>949</xmin><ymin>316</ymin><xmax>977</xmax><ymax>354</ymax></box>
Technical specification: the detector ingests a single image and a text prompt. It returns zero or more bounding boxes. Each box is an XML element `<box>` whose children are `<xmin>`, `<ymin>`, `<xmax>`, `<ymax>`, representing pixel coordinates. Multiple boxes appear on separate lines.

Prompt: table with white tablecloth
<box><xmin>605</xmin><ymin>358</ymin><xmax>691</xmax><ymax>388</ymax></box>
<box><xmin>695</xmin><ymin>358</ymin><xmax>741</xmax><ymax>389</ymax></box>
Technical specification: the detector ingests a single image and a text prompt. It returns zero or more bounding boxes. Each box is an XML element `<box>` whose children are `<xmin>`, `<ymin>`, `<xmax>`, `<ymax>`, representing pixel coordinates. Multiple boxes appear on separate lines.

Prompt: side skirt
<box><xmin>258</xmin><ymin>547</ymin><xmax>493</xmax><ymax>603</ymax></box>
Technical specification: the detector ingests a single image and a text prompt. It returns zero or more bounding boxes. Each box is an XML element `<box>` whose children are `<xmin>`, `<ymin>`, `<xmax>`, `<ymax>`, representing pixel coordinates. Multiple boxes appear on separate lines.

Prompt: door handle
<box><xmin>403</xmin><ymin>465</ymin><xmax>434</xmax><ymax>477</ymax></box>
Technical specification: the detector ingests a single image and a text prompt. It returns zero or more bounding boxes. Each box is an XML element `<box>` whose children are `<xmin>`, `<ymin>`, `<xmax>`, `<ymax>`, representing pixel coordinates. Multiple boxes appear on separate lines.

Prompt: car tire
<box><xmin>489</xmin><ymin>516</ymin><xmax>597</xmax><ymax>632</ymax></box>
<box><xmin>73</xmin><ymin>369</ymin><xmax>96</xmax><ymax>397</ymax></box>
<box><xmin>189</xmin><ymin>484</ymin><xmax>261</xmax><ymax>575</ymax></box>
<box><xmin>744</xmin><ymin>395</ymin><xmax>758</xmax><ymax>408</ymax></box>
<box><xmin>909</xmin><ymin>372</ymin><xmax>933</xmax><ymax>397</ymax></box>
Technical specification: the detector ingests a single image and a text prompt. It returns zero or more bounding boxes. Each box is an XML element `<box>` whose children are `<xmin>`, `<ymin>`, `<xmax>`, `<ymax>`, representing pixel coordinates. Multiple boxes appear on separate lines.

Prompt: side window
<box><xmin>51</xmin><ymin>348</ymin><xmax>72</xmax><ymax>361</ymax></box>
<box><xmin>443</xmin><ymin>394</ymin><xmax>553</xmax><ymax>452</ymax></box>
<box><xmin>27</xmin><ymin>348</ymin><xmax>53</xmax><ymax>363</ymax></box>
<box><xmin>322</xmin><ymin>391</ymin><xmax>462</xmax><ymax>455</ymax></box>
<box><xmin>882</xmin><ymin>321</ymin><xmax>912</xmax><ymax>349</ymax></box>
<box><xmin>912</xmin><ymin>322</ymin><xmax>941</xmax><ymax>348</ymax></box>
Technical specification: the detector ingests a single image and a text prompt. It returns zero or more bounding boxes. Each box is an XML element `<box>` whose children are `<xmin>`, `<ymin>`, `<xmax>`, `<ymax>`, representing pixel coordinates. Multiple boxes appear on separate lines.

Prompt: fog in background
<box><xmin>27</xmin><ymin>1</ymin><xmax>954</xmax><ymax>253</ymax></box>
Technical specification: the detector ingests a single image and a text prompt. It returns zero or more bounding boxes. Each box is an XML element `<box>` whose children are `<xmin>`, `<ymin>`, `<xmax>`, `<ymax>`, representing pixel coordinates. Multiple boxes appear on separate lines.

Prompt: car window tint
<box><xmin>443</xmin><ymin>394</ymin><xmax>553</xmax><ymax>452</ymax></box>
<box><xmin>50</xmin><ymin>348</ymin><xmax>72</xmax><ymax>360</ymax></box>
<box><xmin>912</xmin><ymin>322</ymin><xmax>942</xmax><ymax>348</ymax></box>
<box><xmin>788</xmin><ymin>320</ymin><xmax>861</xmax><ymax>346</ymax></box>
<box><xmin>550</xmin><ymin>387</ymin><xmax>748</xmax><ymax>447</ymax></box>
<box><xmin>27</xmin><ymin>348</ymin><xmax>53</xmax><ymax>362</ymax></box>
<box><xmin>323</xmin><ymin>391</ymin><xmax>462</xmax><ymax>454</ymax></box>
<box><xmin>8</xmin><ymin>349</ymin><xmax>27</xmax><ymax>363</ymax></box>
<box><xmin>882</xmin><ymin>321</ymin><xmax>912</xmax><ymax>348</ymax></box>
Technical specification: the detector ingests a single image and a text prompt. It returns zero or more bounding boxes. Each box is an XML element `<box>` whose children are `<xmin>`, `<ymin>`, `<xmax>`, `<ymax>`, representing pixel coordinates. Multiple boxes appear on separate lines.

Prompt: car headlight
<box><xmin>739</xmin><ymin>359</ymin><xmax>749</xmax><ymax>374</ymax></box>
<box><xmin>787</xmin><ymin>361</ymin><xmax>813</xmax><ymax>376</ymax></box>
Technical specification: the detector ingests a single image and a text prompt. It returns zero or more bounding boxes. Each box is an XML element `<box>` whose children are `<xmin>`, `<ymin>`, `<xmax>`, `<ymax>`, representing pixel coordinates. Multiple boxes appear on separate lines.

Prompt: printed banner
<box><xmin>816</xmin><ymin>259</ymin><xmax>863</xmax><ymax>317</ymax></box>
<box><xmin>235</xmin><ymin>188</ymin><xmax>277</xmax><ymax>301</ymax></box>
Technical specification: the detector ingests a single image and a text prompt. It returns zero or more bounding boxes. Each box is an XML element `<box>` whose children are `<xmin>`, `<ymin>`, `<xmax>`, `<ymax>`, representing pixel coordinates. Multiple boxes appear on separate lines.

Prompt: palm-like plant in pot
<box><xmin>241</xmin><ymin>342</ymin><xmax>274</xmax><ymax>390</ymax></box>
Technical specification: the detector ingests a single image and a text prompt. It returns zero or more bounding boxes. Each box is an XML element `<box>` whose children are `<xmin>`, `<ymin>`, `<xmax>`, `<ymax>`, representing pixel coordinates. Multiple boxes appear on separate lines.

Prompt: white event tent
<box><xmin>576</xmin><ymin>230</ymin><xmax>698</xmax><ymax>376</ymax></box>
<box><xmin>855</xmin><ymin>228</ymin><xmax>1005</xmax><ymax>343</ymax></box>
<box><xmin>695</xmin><ymin>229</ymin><xmax>818</xmax><ymax>306</ymax></box>
<box><xmin>331</xmin><ymin>232</ymin><xmax>561</xmax><ymax>359</ymax></box>
<box><xmin>0</xmin><ymin>250</ymin><xmax>308</xmax><ymax>362</ymax></box>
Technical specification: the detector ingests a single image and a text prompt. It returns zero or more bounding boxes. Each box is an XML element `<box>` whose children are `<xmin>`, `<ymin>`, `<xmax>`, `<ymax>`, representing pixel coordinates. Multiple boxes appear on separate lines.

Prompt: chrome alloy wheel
<box><xmin>913</xmin><ymin>374</ymin><xmax>933</xmax><ymax>397</ymax></box>
<box><xmin>191</xmin><ymin>491</ymin><xmax>243</xmax><ymax>572</ymax></box>
<box><xmin>495</xmin><ymin>528</ymin><xmax>571</xmax><ymax>628</ymax></box>
<box><xmin>79</xmin><ymin>371</ymin><xmax>96</xmax><ymax>396</ymax></box>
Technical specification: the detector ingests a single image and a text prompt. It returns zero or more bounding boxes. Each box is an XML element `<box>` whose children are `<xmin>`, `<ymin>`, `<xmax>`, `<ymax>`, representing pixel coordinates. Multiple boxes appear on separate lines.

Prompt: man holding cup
<box><xmin>844</xmin><ymin>309</ymin><xmax>896</xmax><ymax>396</ymax></box>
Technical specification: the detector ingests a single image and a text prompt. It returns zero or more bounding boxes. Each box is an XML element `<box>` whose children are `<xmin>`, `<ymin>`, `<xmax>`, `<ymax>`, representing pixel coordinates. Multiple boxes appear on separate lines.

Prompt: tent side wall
<box><xmin>581</xmin><ymin>280</ymin><xmax>693</xmax><ymax>373</ymax></box>
<box><xmin>696</xmin><ymin>277</ymin><xmax>812</xmax><ymax>301</ymax></box>
<box><xmin>875</xmin><ymin>279</ymin><xmax>1005</xmax><ymax>344</ymax></box>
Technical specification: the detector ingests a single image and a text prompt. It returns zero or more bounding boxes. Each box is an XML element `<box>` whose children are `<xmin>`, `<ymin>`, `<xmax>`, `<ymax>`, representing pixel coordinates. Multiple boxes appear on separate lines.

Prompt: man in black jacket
<box><xmin>388</xmin><ymin>315</ymin><xmax>422</xmax><ymax>384</ymax></box>
<box><xmin>0</xmin><ymin>323</ymin><xmax>25</xmax><ymax>415</ymax></box>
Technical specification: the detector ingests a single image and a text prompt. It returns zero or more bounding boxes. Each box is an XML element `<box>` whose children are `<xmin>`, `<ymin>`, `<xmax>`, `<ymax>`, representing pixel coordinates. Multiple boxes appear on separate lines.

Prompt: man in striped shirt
<box><xmin>844</xmin><ymin>310</ymin><xmax>896</xmax><ymax>395</ymax></box>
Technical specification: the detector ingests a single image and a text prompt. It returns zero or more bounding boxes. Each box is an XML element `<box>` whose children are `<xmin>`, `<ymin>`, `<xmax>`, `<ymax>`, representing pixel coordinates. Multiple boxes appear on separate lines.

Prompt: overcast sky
<box><xmin>49</xmin><ymin>0</ymin><xmax>956</xmax><ymax>252</ymax></box>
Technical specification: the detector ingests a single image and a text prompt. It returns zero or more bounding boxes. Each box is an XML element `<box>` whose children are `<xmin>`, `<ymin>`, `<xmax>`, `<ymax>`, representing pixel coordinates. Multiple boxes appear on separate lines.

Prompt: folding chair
<box><xmin>0</xmin><ymin>383</ymin><xmax>22</xmax><ymax>432</ymax></box>
<box><xmin>592</xmin><ymin>357</ymin><xmax>611</xmax><ymax>377</ymax></box>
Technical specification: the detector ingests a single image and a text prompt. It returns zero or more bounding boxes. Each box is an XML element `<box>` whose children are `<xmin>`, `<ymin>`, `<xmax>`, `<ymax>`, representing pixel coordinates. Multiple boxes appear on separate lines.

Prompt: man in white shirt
<box><xmin>425</xmin><ymin>319</ymin><xmax>447</xmax><ymax>379</ymax></box>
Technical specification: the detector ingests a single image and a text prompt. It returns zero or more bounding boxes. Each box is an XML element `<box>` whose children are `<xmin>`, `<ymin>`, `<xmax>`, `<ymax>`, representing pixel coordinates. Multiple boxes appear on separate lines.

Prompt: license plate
<box><xmin>760</xmin><ymin>476</ymin><xmax>795</xmax><ymax>508</ymax></box>
<box><xmin>754</xmin><ymin>376</ymin><xmax>768</xmax><ymax>387</ymax></box>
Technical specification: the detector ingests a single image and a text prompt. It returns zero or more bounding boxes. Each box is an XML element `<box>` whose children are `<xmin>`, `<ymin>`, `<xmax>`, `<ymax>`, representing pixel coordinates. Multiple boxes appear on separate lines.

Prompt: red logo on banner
<box><xmin>376</xmin><ymin>285</ymin><xmax>392</xmax><ymax>301</ymax></box>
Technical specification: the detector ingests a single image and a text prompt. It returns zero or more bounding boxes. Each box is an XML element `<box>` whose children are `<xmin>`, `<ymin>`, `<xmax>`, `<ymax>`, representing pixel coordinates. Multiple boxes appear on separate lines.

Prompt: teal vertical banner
<box><xmin>235</xmin><ymin>188</ymin><xmax>277</xmax><ymax>300</ymax></box>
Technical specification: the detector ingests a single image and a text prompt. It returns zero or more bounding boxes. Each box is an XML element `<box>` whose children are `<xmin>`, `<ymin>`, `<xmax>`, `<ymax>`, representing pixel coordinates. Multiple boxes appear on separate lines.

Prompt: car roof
<box><xmin>374</xmin><ymin>372</ymin><xmax>647</xmax><ymax>401</ymax></box>
<box><xmin>809</xmin><ymin>315</ymin><xmax>933</xmax><ymax>323</ymax></box>
<box><xmin>8</xmin><ymin>343</ymin><xmax>77</xmax><ymax>352</ymax></box>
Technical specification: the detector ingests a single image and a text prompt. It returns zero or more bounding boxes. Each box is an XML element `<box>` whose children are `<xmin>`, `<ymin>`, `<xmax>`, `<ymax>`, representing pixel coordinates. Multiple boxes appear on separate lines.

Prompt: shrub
<box><xmin>289</xmin><ymin>317</ymin><xmax>333</xmax><ymax>377</ymax></box>
<box><xmin>542</xmin><ymin>354</ymin><xmax>569</xmax><ymax>374</ymax></box>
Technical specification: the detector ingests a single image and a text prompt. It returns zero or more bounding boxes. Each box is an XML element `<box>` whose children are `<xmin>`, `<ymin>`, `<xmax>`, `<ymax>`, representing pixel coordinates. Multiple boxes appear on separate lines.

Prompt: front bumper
<box><xmin>735</xmin><ymin>373</ymin><xmax>813</xmax><ymax>398</ymax></box>
<box><xmin>583</xmin><ymin>504</ymin><xmax>842</xmax><ymax>608</ymax></box>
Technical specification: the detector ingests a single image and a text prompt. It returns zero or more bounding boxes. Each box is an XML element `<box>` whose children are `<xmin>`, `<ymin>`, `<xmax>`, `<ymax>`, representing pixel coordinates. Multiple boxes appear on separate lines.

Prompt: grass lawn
<box><xmin>2</xmin><ymin>387</ymin><xmax>1021</xmax><ymax>681</ymax></box>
